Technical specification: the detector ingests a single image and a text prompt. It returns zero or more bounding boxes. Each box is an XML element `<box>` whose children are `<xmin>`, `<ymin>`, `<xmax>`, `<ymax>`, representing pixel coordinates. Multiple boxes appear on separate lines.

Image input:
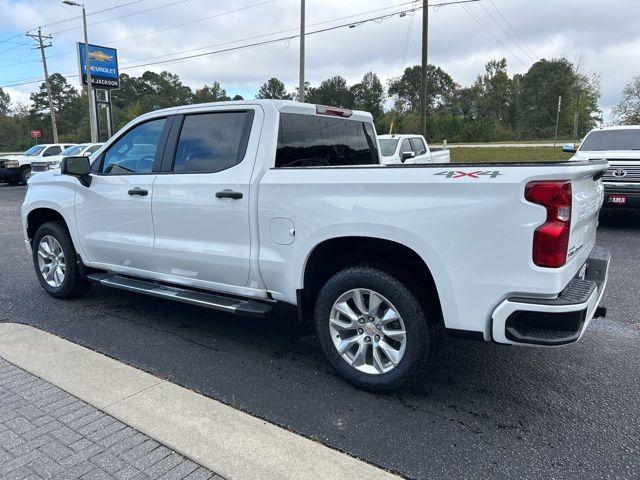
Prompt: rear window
<box><xmin>173</xmin><ymin>111</ymin><xmax>251</xmax><ymax>174</ymax></box>
<box><xmin>379</xmin><ymin>139</ymin><xmax>399</xmax><ymax>157</ymax></box>
<box><xmin>580</xmin><ymin>129</ymin><xmax>640</xmax><ymax>152</ymax></box>
<box><xmin>275</xmin><ymin>113</ymin><xmax>379</xmax><ymax>168</ymax></box>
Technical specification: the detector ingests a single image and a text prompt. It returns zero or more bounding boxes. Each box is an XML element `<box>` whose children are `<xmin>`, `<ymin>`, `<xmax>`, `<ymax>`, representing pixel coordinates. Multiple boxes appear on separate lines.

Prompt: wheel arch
<box><xmin>26</xmin><ymin>207</ymin><xmax>69</xmax><ymax>245</ymax></box>
<box><xmin>298</xmin><ymin>236</ymin><xmax>443</xmax><ymax>324</ymax></box>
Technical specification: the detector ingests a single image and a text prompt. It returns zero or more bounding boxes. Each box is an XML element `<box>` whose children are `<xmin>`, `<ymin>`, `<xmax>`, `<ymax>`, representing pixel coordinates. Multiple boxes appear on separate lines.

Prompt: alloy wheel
<box><xmin>329</xmin><ymin>288</ymin><xmax>407</xmax><ymax>375</ymax></box>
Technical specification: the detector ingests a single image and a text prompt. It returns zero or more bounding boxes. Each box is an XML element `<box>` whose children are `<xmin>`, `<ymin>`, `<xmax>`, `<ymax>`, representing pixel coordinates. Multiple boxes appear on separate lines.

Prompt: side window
<box><xmin>101</xmin><ymin>118</ymin><xmax>166</xmax><ymax>175</ymax></box>
<box><xmin>276</xmin><ymin>113</ymin><xmax>379</xmax><ymax>168</ymax></box>
<box><xmin>173</xmin><ymin>111</ymin><xmax>250</xmax><ymax>174</ymax></box>
<box><xmin>43</xmin><ymin>146</ymin><xmax>61</xmax><ymax>157</ymax></box>
<box><xmin>86</xmin><ymin>145</ymin><xmax>101</xmax><ymax>154</ymax></box>
<box><xmin>399</xmin><ymin>139</ymin><xmax>412</xmax><ymax>155</ymax></box>
<box><xmin>410</xmin><ymin>138</ymin><xmax>427</xmax><ymax>155</ymax></box>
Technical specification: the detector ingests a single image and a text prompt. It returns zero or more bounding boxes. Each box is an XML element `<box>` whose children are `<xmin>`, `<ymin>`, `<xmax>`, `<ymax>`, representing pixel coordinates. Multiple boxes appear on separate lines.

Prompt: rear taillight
<box><xmin>525</xmin><ymin>181</ymin><xmax>572</xmax><ymax>268</ymax></box>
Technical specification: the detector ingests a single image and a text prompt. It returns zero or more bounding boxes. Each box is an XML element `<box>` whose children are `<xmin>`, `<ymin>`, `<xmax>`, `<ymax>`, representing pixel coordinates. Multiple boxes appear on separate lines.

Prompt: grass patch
<box><xmin>450</xmin><ymin>146</ymin><xmax>573</xmax><ymax>164</ymax></box>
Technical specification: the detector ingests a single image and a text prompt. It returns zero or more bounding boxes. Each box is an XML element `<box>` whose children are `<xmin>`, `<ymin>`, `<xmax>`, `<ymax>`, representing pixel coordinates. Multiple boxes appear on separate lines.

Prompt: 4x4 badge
<box><xmin>435</xmin><ymin>170</ymin><xmax>502</xmax><ymax>179</ymax></box>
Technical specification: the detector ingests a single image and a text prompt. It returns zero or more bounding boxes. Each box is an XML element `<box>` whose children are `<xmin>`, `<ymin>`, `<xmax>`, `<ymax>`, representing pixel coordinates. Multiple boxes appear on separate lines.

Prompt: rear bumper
<box><xmin>603</xmin><ymin>182</ymin><xmax>640</xmax><ymax>208</ymax></box>
<box><xmin>492</xmin><ymin>246</ymin><xmax>610</xmax><ymax>346</ymax></box>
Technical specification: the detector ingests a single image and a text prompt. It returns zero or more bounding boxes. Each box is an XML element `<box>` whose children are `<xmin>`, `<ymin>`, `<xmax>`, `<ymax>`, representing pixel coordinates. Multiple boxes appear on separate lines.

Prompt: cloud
<box><xmin>1</xmin><ymin>0</ymin><xmax>638</xmax><ymax>119</ymax></box>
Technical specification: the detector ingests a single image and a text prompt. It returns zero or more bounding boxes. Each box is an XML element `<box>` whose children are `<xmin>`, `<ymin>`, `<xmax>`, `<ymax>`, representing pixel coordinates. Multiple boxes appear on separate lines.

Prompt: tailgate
<box><xmin>567</xmin><ymin>164</ymin><xmax>605</xmax><ymax>267</ymax></box>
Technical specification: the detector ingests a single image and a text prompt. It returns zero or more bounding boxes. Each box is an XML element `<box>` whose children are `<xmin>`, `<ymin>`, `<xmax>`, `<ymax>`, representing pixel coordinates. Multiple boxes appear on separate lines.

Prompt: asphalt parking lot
<box><xmin>1</xmin><ymin>183</ymin><xmax>639</xmax><ymax>480</ymax></box>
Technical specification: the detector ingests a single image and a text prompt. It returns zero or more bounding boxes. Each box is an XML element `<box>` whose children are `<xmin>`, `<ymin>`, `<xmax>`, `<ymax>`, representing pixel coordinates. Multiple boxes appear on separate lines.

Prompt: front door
<box><xmin>75</xmin><ymin>117</ymin><xmax>168</xmax><ymax>272</ymax></box>
<box><xmin>152</xmin><ymin>107</ymin><xmax>260</xmax><ymax>288</ymax></box>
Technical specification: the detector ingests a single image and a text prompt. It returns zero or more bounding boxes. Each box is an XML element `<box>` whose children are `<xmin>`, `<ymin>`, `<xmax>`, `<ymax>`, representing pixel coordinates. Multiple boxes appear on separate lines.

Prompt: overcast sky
<box><xmin>1</xmin><ymin>0</ymin><xmax>639</xmax><ymax>121</ymax></box>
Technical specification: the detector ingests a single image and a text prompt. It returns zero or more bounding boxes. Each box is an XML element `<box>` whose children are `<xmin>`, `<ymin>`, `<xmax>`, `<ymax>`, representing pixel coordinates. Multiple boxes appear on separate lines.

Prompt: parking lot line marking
<box><xmin>0</xmin><ymin>322</ymin><xmax>400</xmax><ymax>480</ymax></box>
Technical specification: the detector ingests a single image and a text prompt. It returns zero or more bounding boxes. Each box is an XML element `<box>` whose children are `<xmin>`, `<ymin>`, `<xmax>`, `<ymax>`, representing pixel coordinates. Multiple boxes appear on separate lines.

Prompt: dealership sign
<box><xmin>77</xmin><ymin>43</ymin><xmax>119</xmax><ymax>89</ymax></box>
<box><xmin>31</xmin><ymin>130</ymin><xmax>41</xmax><ymax>138</ymax></box>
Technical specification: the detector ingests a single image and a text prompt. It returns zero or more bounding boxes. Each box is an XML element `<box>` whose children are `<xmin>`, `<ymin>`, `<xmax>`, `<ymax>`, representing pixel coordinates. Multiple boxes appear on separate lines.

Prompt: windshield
<box><xmin>61</xmin><ymin>145</ymin><xmax>85</xmax><ymax>156</ymax></box>
<box><xmin>379</xmin><ymin>139</ymin><xmax>399</xmax><ymax>157</ymax></box>
<box><xmin>24</xmin><ymin>145</ymin><xmax>46</xmax><ymax>156</ymax></box>
<box><xmin>580</xmin><ymin>129</ymin><xmax>640</xmax><ymax>152</ymax></box>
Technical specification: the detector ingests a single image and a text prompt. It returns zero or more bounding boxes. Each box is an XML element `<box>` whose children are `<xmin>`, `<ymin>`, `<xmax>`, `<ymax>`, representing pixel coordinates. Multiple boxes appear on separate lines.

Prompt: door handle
<box><xmin>128</xmin><ymin>187</ymin><xmax>148</xmax><ymax>196</ymax></box>
<box><xmin>215</xmin><ymin>190</ymin><xmax>243</xmax><ymax>200</ymax></box>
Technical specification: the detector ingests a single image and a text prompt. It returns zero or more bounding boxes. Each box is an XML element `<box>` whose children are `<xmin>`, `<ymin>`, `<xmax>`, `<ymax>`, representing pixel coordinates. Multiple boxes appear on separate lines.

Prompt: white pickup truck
<box><xmin>564</xmin><ymin>125</ymin><xmax>640</xmax><ymax>210</ymax></box>
<box><xmin>22</xmin><ymin>100</ymin><xmax>610</xmax><ymax>391</ymax></box>
<box><xmin>0</xmin><ymin>143</ymin><xmax>75</xmax><ymax>185</ymax></box>
<box><xmin>378</xmin><ymin>134</ymin><xmax>450</xmax><ymax>164</ymax></box>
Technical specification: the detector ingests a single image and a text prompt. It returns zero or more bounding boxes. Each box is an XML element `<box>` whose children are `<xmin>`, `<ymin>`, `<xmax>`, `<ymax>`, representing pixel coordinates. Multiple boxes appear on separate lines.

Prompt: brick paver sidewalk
<box><xmin>0</xmin><ymin>358</ymin><xmax>222</xmax><ymax>480</ymax></box>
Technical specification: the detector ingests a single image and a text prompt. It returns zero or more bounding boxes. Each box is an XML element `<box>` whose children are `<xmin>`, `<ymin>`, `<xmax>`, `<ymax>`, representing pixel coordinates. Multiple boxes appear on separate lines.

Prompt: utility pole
<box><xmin>27</xmin><ymin>28</ymin><xmax>58</xmax><ymax>143</ymax></box>
<box><xmin>572</xmin><ymin>90</ymin><xmax>580</xmax><ymax>140</ymax></box>
<box><xmin>553</xmin><ymin>95</ymin><xmax>562</xmax><ymax>147</ymax></box>
<box><xmin>298</xmin><ymin>0</ymin><xmax>305</xmax><ymax>102</ymax></box>
<box><xmin>420</xmin><ymin>0</ymin><xmax>429</xmax><ymax>139</ymax></box>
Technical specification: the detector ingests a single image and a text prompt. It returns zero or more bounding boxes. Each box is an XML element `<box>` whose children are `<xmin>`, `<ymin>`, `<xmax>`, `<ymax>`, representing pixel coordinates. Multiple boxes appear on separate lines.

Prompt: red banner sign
<box><xmin>31</xmin><ymin>130</ymin><xmax>42</xmax><ymax>138</ymax></box>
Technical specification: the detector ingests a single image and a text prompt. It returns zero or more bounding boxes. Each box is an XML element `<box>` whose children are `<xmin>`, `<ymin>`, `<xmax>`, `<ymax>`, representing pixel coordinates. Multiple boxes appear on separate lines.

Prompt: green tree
<box><xmin>612</xmin><ymin>76</ymin><xmax>640</xmax><ymax>125</ymax></box>
<box><xmin>517</xmin><ymin>58</ymin><xmax>601</xmax><ymax>139</ymax></box>
<box><xmin>193</xmin><ymin>82</ymin><xmax>231</xmax><ymax>103</ymax></box>
<box><xmin>351</xmin><ymin>72</ymin><xmax>385</xmax><ymax>119</ymax></box>
<box><xmin>306</xmin><ymin>76</ymin><xmax>353</xmax><ymax>108</ymax></box>
<box><xmin>0</xmin><ymin>87</ymin><xmax>10</xmax><ymax>116</ymax></box>
<box><xmin>388</xmin><ymin>64</ymin><xmax>458</xmax><ymax>115</ymax></box>
<box><xmin>256</xmin><ymin>78</ymin><xmax>292</xmax><ymax>99</ymax></box>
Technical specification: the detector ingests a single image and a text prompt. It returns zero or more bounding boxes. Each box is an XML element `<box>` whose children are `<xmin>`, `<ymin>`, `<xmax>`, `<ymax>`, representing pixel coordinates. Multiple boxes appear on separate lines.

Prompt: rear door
<box><xmin>151</xmin><ymin>106</ymin><xmax>261</xmax><ymax>288</ymax></box>
<box><xmin>75</xmin><ymin>117</ymin><xmax>170</xmax><ymax>271</ymax></box>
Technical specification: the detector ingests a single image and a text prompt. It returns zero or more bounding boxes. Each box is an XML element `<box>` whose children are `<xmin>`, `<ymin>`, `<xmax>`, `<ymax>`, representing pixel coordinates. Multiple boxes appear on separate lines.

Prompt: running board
<box><xmin>87</xmin><ymin>273</ymin><xmax>273</xmax><ymax>317</ymax></box>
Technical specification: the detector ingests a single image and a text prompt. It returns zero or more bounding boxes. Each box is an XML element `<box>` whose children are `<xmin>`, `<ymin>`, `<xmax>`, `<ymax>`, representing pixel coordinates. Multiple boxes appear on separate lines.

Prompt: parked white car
<box><xmin>22</xmin><ymin>100</ymin><xmax>609</xmax><ymax>391</ymax></box>
<box><xmin>31</xmin><ymin>143</ymin><xmax>104</xmax><ymax>176</ymax></box>
<box><xmin>0</xmin><ymin>143</ymin><xmax>76</xmax><ymax>185</ymax></box>
<box><xmin>564</xmin><ymin>125</ymin><xmax>640</xmax><ymax>210</ymax></box>
<box><xmin>378</xmin><ymin>134</ymin><xmax>450</xmax><ymax>164</ymax></box>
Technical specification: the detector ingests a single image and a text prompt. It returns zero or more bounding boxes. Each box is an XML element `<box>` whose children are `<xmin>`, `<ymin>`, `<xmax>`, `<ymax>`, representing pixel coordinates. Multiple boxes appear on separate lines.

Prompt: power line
<box><xmin>487</xmin><ymin>0</ymin><xmax>537</xmax><ymax>59</ymax></box>
<box><xmin>478</xmin><ymin>1</ymin><xmax>535</xmax><ymax>62</ymax></box>
<box><xmin>459</xmin><ymin>3</ymin><xmax>528</xmax><ymax>67</ymax></box>
<box><xmin>50</xmin><ymin>0</ymin><xmax>192</xmax><ymax>35</ymax></box>
<box><xmin>1</xmin><ymin>0</ymin><xmax>478</xmax><ymax>88</ymax></box>
<box><xmin>0</xmin><ymin>0</ymin><xmax>425</xmax><ymax>71</ymax></box>
<box><xmin>0</xmin><ymin>3</ymin><xmax>426</xmax><ymax>88</ymax></box>
<box><xmin>0</xmin><ymin>1</ymin><xmax>146</xmax><ymax>48</ymax></box>
<box><xmin>40</xmin><ymin>0</ymin><xmax>146</xmax><ymax>29</ymax></box>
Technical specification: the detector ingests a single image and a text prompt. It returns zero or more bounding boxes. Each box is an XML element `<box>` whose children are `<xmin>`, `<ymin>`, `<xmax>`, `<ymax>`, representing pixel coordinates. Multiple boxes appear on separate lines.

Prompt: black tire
<box><xmin>314</xmin><ymin>264</ymin><xmax>441</xmax><ymax>392</ymax></box>
<box><xmin>32</xmin><ymin>221</ymin><xmax>91</xmax><ymax>299</ymax></box>
<box><xmin>19</xmin><ymin>166</ymin><xmax>31</xmax><ymax>185</ymax></box>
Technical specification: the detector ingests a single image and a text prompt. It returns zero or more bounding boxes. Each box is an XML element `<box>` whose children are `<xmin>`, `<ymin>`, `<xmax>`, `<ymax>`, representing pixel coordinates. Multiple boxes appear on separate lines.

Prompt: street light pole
<box><xmin>63</xmin><ymin>1</ymin><xmax>98</xmax><ymax>142</ymax></box>
<box><xmin>298</xmin><ymin>0</ymin><xmax>305</xmax><ymax>102</ymax></box>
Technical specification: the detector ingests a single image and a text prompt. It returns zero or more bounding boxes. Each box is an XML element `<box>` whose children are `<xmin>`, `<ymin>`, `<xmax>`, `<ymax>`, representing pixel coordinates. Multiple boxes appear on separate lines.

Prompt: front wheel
<box><xmin>20</xmin><ymin>167</ymin><xmax>31</xmax><ymax>185</ymax></box>
<box><xmin>32</xmin><ymin>221</ymin><xmax>91</xmax><ymax>299</ymax></box>
<box><xmin>314</xmin><ymin>265</ymin><xmax>441</xmax><ymax>392</ymax></box>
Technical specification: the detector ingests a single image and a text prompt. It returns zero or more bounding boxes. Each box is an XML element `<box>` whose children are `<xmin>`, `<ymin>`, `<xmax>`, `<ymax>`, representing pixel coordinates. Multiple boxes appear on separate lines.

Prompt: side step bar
<box><xmin>87</xmin><ymin>273</ymin><xmax>274</xmax><ymax>317</ymax></box>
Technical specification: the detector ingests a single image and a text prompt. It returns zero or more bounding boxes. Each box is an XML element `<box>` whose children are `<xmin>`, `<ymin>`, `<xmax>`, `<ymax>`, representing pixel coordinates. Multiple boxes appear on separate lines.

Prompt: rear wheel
<box><xmin>314</xmin><ymin>264</ymin><xmax>441</xmax><ymax>392</ymax></box>
<box><xmin>32</xmin><ymin>221</ymin><xmax>91</xmax><ymax>299</ymax></box>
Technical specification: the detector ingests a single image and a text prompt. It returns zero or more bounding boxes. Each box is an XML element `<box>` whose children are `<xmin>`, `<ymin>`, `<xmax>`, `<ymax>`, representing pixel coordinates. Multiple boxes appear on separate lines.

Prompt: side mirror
<box><xmin>401</xmin><ymin>151</ymin><xmax>416</xmax><ymax>163</ymax></box>
<box><xmin>60</xmin><ymin>156</ymin><xmax>92</xmax><ymax>187</ymax></box>
<box><xmin>562</xmin><ymin>143</ymin><xmax>577</xmax><ymax>153</ymax></box>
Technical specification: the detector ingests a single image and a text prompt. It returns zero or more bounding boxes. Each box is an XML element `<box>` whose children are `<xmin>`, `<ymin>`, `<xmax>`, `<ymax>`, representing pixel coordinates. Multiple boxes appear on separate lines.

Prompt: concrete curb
<box><xmin>0</xmin><ymin>322</ymin><xmax>401</xmax><ymax>480</ymax></box>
